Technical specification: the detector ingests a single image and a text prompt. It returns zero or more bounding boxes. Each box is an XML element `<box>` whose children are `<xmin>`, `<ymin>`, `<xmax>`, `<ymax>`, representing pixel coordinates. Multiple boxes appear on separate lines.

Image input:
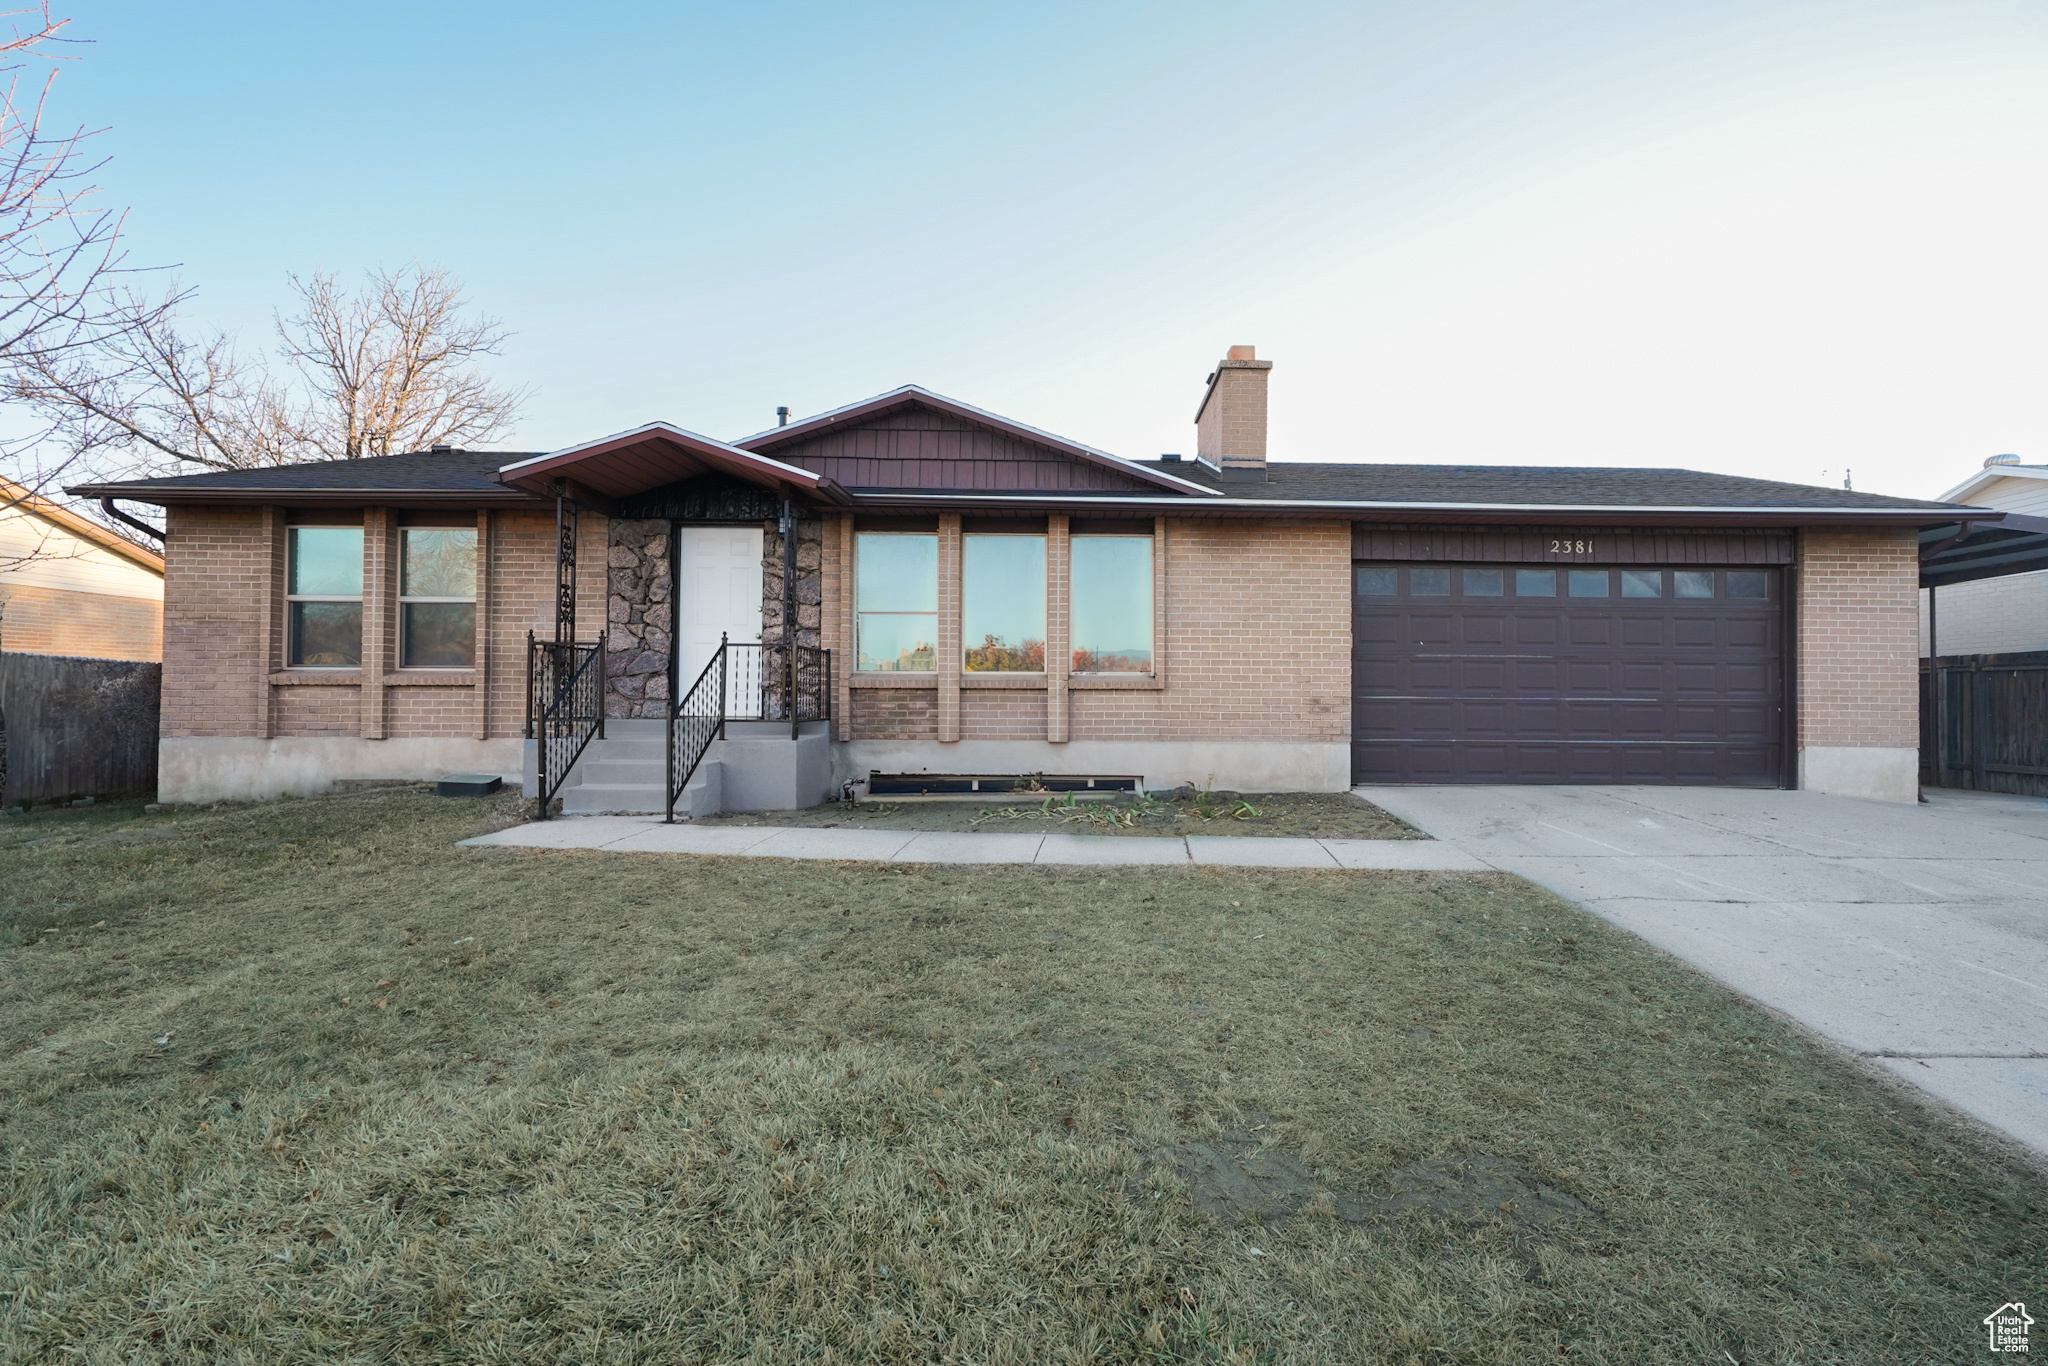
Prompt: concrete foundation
<box><xmin>833</xmin><ymin>739</ymin><xmax>1351</xmax><ymax>794</ymax></box>
<box><xmin>1799</xmin><ymin>745</ymin><xmax>1919</xmax><ymax>805</ymax></box>
<box><xmin>160</xmin><ymin>736</ymin><xmax>525</xmax><ymax>804</ymax></box>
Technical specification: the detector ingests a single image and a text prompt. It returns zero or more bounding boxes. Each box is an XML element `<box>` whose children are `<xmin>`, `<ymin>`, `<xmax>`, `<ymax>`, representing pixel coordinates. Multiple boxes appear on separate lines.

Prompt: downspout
<box><xmin>100</xmin><ymin>498</ymin><xmax>165</xmax><ymax>541</ymax></box>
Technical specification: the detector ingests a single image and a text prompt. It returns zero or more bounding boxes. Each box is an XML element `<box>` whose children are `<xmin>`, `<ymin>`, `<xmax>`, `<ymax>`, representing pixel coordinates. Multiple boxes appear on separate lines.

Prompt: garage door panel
<box><xmin>1410</xmin><ymin>659</ymin><xmax>1455</xmax><ymax>691</ymax></box>
<box><xmin>1728</xmin><ymin>618</ymin><xmax>1773</xmax><ymax>648</ymax></box>
<box><xmin>1355</xmin><ymin>560</ymin><xmax>1783</xmax><ymax>786</ymax></box>
<box><xmin>1568</xmin><ymin>617</ymin><xmax>1614</xmax><ymax>646</ymax></box>
<box><xmin>1459</xmin><ymin>659</ymin><xmax>1509</xmax><ymax>691</ymax></box>
<box><xmin>1673</xmin><ymin>619</ymin><xmax>1720</xmax><ymax>647</ymax></box>
<box><xmin>1565</xmin><ymin>660</ymin><xmax>1613</xmax><ymax>692</ymax></box>
<box><xmin>1619</xmin><ymin>617</ymin><xmax>1667</xmax><ymax>646</ymax></box>
<box><xmin>1460</xmin><ymin>614</ymin><xmax>1507</xmax><ymax>645</ymax></box>
<box><xmin>1621</xmin><ymin>661</ymin><xmax>1666</xmax><ymax>690</ymax></box>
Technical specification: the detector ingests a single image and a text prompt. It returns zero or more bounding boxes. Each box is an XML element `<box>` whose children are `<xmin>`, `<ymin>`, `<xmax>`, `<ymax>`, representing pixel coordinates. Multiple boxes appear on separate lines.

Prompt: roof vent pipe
<box><xmin>1986</xmin><ymin>453</ymin><xmax>2022</xmax><ymax>468</ymax></box>
<box><xmin>776</xmin><ymin>406</ymin><xmax>790</xmax><ymax>427</ymax></box>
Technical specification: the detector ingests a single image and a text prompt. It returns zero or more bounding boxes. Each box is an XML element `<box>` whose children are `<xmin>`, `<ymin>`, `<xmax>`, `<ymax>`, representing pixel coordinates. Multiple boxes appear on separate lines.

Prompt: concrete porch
<box><xmin>522</xmin><ymin>718</ymin><xmax>833</xmax><ymax>817</ymax></box>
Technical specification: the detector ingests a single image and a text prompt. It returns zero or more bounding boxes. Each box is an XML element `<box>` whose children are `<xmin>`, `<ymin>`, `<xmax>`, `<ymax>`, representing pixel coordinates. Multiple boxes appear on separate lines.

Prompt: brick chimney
<box><xmin>1194</xmin><ymin>344</ymin><xmax>1272</xmax><ymax>482</ymax></box>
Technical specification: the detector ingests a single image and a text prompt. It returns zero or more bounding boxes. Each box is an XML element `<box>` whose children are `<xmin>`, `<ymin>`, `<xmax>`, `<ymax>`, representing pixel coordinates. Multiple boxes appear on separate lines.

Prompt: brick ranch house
<box><xmin>72</xmin><ymin>346</ymin><xmax>1971</xmax><ymax>811</ymax></box>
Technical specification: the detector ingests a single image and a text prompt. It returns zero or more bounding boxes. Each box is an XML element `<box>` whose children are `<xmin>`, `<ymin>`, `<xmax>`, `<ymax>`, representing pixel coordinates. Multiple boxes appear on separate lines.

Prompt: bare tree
<box><xmin>10</xmin><ymin>263</ymin><xmax>529</xmax><ymax>476</ymax></box>
<box><xmin>274</xmin><ymin>265</ymin><xmax>529</xmax><ymax>460</ymax></box>
<box><xmin>0</xmin><ymin>5</ymin><xmax>176</xmax><ymax>545</ymax></box>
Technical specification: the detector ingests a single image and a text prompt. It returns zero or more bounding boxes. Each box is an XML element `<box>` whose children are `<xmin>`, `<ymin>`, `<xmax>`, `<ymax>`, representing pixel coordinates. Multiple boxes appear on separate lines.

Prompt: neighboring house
<box><xmin>71</xmin><ymin>345</ymin><xmax>1969</xmax><ymax>809</ymax></box>
<box><xmin>0</xmin><ymin>476</ymin><xmax>165</xmax><ymax>661</ymax></box>
<box><xmin>1921</xmin><ymin>456</ymin><xmax>2048</xmax><ymax>656</ymax></box>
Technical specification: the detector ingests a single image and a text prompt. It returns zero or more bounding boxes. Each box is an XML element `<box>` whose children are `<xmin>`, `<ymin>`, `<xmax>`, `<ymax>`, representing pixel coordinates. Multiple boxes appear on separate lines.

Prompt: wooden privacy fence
<box><xmin>0</xmin><ymin>653</ymin><xmax>161</xmax><ymax>805</ymax></box>
<box><xmin>1920</xmin><ymin>651</ymin><xmax>2048</xmax><ymax>798</ymax></box>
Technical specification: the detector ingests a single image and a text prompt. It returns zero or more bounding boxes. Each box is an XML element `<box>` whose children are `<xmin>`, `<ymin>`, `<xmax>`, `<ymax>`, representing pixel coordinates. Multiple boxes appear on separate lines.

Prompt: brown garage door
<box><xmin>1352</xmin><ymin>563</ymin><xmax>1785</xmax><ymax>785</ymax></box>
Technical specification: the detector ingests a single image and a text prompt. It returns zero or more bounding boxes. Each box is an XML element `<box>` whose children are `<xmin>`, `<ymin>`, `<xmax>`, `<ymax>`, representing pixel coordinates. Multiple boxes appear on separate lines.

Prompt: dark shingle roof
<box><xmin>71</xmin><ymin>442</ymin><xmax>1967</xmax><ymax>519</ymax></box>
<box><xmin>69</xmin><ymin>449</ymin><xmax>545</xmax><ymax>503</ymax></box>
<box><xmin>1145</xmin><ymin>460</ymin><xmax>1962</xmax><ymax>511</ymax></box>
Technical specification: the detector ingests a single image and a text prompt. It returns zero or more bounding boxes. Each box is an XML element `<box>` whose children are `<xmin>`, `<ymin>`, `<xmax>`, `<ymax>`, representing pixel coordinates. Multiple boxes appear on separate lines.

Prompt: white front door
<box><xmin>677</xmin><ymin>526</ymin><xmax>764</xmax><ymax>715</ymax></box>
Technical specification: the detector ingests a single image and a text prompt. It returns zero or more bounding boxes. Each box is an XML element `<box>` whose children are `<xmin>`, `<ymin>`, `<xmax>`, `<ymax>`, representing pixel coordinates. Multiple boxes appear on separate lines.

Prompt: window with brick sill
<box><xmin>1070</xmin><ymin>535</ymin><xmax>1152</xmax><ymax>674</ymax></box>
<box><xmin>399</xmin><ymin>527</ymin><xmax>476</xmax><ymax>668</ymax></box>
<box><xmin>287</xmin><ymin>527</ymin><xmax>362</xmax><ymax>668</ymax></box>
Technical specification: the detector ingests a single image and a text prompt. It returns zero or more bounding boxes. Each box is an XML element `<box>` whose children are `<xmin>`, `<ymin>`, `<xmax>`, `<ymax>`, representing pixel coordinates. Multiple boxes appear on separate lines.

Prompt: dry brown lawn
<box><xmin>701</xmin><ymin>791</ymin><xmax>1421</xmax><ymax>839</ymax></box>
<box><xmin>0</xmin><ymin>790</ymin><xmax>2040</xmax><ymax>1364</ymax></box>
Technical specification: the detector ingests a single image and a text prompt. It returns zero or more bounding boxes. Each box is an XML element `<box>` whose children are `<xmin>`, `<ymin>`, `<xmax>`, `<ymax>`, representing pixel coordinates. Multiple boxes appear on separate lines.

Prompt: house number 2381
<box><xmin>1549</xmin><ymin>538</ymin><xmax>1594</xmax><ymax>556</ymax></box>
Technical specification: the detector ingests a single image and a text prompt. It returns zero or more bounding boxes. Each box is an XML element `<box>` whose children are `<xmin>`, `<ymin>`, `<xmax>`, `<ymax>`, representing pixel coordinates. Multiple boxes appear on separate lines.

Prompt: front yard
<box><xmin>699</xmin><ymin>790</ymin><xmax>1422</xmax><ymax>839</ymax></box>
<box><xmin>0</xmin><ymin>791</ymin><xmax>2039</xmax><ymax>1363</ymax></box>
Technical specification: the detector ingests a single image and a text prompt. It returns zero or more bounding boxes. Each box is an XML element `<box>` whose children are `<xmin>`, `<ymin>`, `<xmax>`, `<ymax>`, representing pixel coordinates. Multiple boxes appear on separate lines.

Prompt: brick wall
<box><xmin>1797</xmin><ymin>527</ymin><xmax>1920</xmax><ymax>749</ymax></box>
<box><xmin>960</xmin><ymin>691</ymin><xmax>1047</xmax><ymax>741</ymax></box>
<box><xmin>162</xmin><ymin>503</ymin><xmax>591</xmax><ymax>744</ymax></box>
<box><xmin>1195</xmin><ymin>359</ymin><xmax>1271</xmax><ymax>473</ymax></box>
<box><xmin>838</xmin><ymin>518</ymin><xmax>1351</xmax><ymax>746</ymax></box>
<box><xmin>162</xmin><ymin>506</ymin><xmax>268</xmax><ymax>738</ymax></box>
<box><xmin>1920</xmin><ymin>571</ymin><xmax>2048</xmax><ymax>656</ymax></box>
<box><xmin>0</xmin><ymin>583</ymin><xmax>162</xmax><ymax>661</ymax></box>
<box><xmin>850</xmin><ymin>688</ymin><xmax>938</xmax><ymax>740</ymax></box>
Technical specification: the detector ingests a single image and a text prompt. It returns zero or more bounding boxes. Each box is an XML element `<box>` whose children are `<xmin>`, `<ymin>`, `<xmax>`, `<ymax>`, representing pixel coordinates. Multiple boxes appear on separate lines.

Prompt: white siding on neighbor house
<box><xmin>1922</xmin><ymin>571</ymin><xmax>2048</xmax><ymax>656</ymax></box>
<box><xmin>1963</xmin><ymin>472</ymin><xmax>2048</xmax><ymax>517</ymax></box>
<box><xmin>0</xmin><ymin>503</ymin><xmax>165</xmax><ymax>601</ymax></box>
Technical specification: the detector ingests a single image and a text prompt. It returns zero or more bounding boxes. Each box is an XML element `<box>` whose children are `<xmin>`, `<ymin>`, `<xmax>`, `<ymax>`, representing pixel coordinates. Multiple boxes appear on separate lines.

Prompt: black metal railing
<box><xmin>526</xmin><ymin>631</ymin><xmax>606</xmax><ymax>820</ymax></box>
<box><xmin>664</xmin><ymin>639</ymin><xmax>833</xmax><ymax>823</ymax></box>
<box><xmin>666</xmin><ymin>635</ymin><xmax>728</xmax><ymax>824</ymax></box>
<box><xmin>724</xmin><ymin>642</ymin><xmax>834</xmax><ymax>730</ymax></box>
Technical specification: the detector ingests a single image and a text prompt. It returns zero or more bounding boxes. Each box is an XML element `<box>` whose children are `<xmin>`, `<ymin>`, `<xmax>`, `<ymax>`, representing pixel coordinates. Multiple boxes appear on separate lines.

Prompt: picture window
<box><xmin>856</xmin><ymin>532</ymin><xmax>938</xmax><ymax>672</ymax></box>
<box><xmin>963</xmin><ymin>533</ymin><xmax>1046</xmax><ymax>671</ymax></box>
<box><xmin>1071</xmin><ymin>536</ymin><xmax>1152</xmax><ymax>672</ymax></box>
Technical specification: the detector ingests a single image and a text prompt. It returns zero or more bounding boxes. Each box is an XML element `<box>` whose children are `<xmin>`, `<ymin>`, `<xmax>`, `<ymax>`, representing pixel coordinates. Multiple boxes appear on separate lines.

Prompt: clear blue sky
<box><xmin>54</xmin><ymin>1</ymin><xmax>2048</xmax><ymax>498</ymax></box>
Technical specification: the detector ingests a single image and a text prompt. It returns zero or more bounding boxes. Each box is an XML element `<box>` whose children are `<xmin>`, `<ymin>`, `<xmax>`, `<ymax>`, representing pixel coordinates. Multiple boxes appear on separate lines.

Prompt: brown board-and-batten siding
<box><xmin>769</xmin><ymin>408</ymin><xmax>1160</xmax><ymax>493</ymax></box>
<box><xmin>1352</xmin><ymin>526</ymin><xmax>1792</xmax><ymax>787</ymax></box>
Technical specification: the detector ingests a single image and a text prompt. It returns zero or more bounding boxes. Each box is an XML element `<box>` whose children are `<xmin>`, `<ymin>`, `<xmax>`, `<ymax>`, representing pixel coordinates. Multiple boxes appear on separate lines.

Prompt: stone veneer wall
<box><xmin>762</xmin><ymin>515</ymin><xmax>824</xmax><ymax>651</ymax></box>
<box><xmin>604</xmin><ymin>513</ymin><xmax>825</xmax><ymax>719</ymax></box>
<box><xmin>605</xmin><ymin>518</ymin><xmax>671</xmax><ymax>719</ymax></box>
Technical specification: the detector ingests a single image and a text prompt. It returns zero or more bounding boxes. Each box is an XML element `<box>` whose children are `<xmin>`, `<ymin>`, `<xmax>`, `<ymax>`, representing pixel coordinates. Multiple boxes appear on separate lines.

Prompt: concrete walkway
<box><xmin>459</xmin><ymin>815</ymin><xmax>1489</xmax><ymax>870</ymax></box>
<box><xmin>1357</xmin><ymin>783</ymin><xmax>2048</xmax><ymax>1159</ymax></box>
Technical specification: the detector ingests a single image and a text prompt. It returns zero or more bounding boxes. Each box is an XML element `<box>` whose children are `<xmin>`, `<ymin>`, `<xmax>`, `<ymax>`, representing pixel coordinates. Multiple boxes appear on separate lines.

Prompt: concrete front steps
<box><xmin>547</xmin><ymin>718</ymin><xmax>832</xmax><ymax>817</ymax></box>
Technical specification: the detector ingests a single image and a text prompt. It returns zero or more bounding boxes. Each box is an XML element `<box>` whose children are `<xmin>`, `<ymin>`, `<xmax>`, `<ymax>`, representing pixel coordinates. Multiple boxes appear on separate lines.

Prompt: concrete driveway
<box><xmin>1355</xmin><ymin>783</ymin><xmax>2048</xmax><ymax>1159</ymax></box>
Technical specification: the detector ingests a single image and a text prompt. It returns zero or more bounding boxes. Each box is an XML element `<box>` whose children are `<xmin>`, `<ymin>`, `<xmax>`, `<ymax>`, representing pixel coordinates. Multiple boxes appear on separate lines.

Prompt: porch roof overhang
<box><xmin>496</xmin><ymin>422</ymin><xmax>851</xmax><ymax>509</ymax></box>
<box><xmin>1920</xmin><ymin>511</ymin><xmax>2048</xmax><ymax>588</ymax></box>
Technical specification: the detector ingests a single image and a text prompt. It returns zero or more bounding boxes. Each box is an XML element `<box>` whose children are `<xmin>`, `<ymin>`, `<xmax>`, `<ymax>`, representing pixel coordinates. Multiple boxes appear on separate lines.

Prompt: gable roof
<box><xmin>1</xmin><ymin>475</ymin><xmax>165</xmax><ymax>574</ymax></box>
<box><xmin>1938</xmin><ymin>461</ymin><xmax>2048</xmax><ymax>505</ymax></box>
<box><xmin>67</xmin><ymin>449</ymin><xmax>545</xmax><ymax>506</ymax></box>
<box><xmin>732</xmin><ymin>385</ymin><xmax>1221</xmax><ymax>498</ymax></box>
<box><xmin>497</xmin><ymin>422</ymin><xmax>841</xmax><ymax>502</ymax></box>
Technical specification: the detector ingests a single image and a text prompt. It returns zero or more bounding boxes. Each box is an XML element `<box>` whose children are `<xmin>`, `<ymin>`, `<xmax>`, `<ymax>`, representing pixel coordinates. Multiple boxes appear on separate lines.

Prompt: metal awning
<box><xmin>1921</xmin><ymin>512</ymin><xmax>2048</xmax><ymax>587</ymax></box>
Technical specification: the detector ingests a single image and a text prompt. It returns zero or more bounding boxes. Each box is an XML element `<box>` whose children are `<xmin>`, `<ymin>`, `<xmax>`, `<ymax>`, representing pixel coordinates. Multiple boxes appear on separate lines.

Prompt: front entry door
<box><xmin>677</xmin><ymin>525</ymin><xmax>764</xmax><ymax>715</ymax></box>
